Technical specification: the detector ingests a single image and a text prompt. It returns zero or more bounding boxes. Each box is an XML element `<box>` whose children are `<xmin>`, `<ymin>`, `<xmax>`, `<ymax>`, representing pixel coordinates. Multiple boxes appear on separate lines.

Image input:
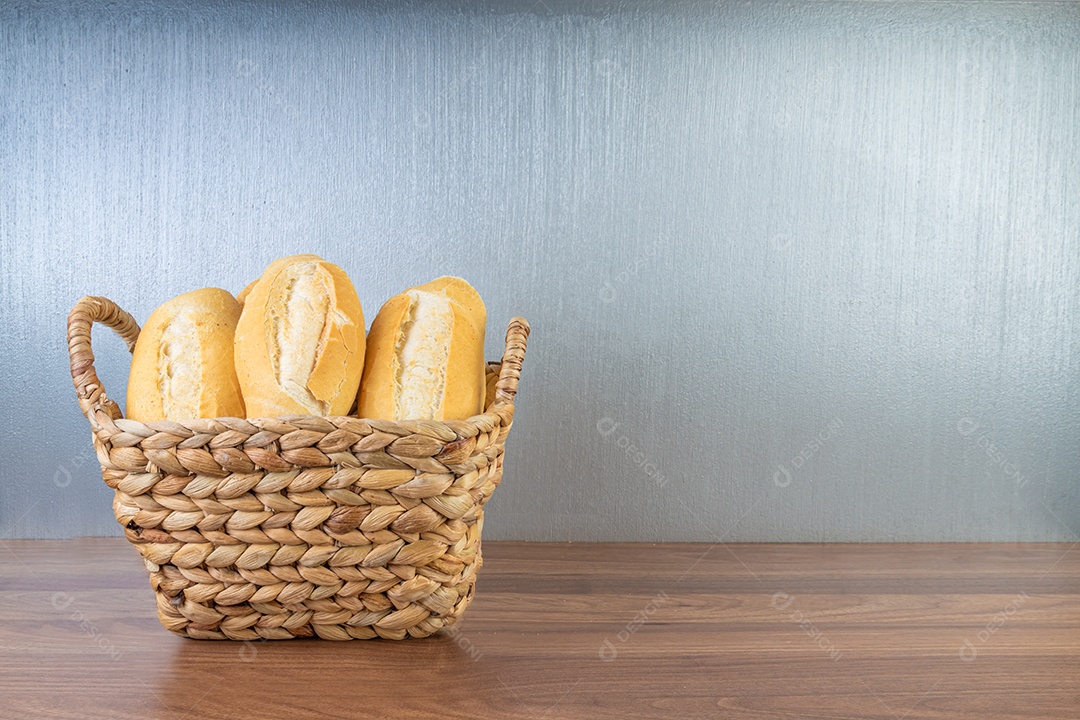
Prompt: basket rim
<box><xmin>86</xmin><ymin>368</ymin><xmax>515</xmax><ymax>444</ymax></box>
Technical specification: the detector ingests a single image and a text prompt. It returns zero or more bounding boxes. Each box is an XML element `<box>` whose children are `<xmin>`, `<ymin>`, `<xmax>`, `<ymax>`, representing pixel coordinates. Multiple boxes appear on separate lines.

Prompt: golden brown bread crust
<box><xmin>440</xmin><ymin>296</ymin><xmax>486</xmax><ymax>419</ymax></box>
<box><xmin>126</xmin><ymin>288</ymin><xmax>245</xmax><ymax>421</ymax></box>
<box><xmin>420</xmin><ymin>276</ymin><xmax>485</xmax><ymax>331</ymax></box>
<box><xmin>356</xmin><ymin>292</ymin><xmax>411</xmax><ymax>420</ymax></box>
<box><xmin>234</xmin><ymin>255</ymin><xmax>365</xmax><ymax>417</ymax></box>
<box><xmin>235</xmin><ymin>279</ymin><xmax>256</xmax><ymax>309</ymax></box>
<box><xmin>357</xmin><ymin>276</ymin><xmax>486</xmax><ymax>421</ymax></box>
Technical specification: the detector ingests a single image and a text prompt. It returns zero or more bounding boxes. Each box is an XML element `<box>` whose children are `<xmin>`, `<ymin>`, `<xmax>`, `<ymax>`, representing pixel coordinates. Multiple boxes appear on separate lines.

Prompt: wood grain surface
<box><xmin>1</xmin><ymin>539</ymin><xmax>1077</xmax><ymax>719</ymax></box>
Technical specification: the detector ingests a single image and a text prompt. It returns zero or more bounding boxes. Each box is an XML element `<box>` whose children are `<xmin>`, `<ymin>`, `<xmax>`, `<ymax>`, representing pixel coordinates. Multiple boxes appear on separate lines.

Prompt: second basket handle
<box><xmin>495</xmin><ymin>317</ymin><xmax>530</xmax><ymax>406</ymax></box>
<box><xmin>68</xmin><ymin>296</ymin><xmax>141</xmax><ymax>424</ymax></box>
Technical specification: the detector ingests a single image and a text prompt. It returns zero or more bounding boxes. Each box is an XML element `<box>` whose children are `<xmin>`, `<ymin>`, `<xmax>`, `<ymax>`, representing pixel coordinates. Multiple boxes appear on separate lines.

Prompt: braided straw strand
<box><xmin>69</xmin><ymin>296</ymin><xmax>141</xmax><ymax>425</ymax></box>
<box><xmin>68</xmin><ymin>295</ymin><xmax>529</xmax><ymax>640</ymax></box>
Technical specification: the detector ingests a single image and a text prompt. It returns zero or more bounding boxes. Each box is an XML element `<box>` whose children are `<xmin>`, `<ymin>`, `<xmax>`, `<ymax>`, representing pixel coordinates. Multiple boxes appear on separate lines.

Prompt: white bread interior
<box><xmin>395</xmin><ymin>289</ymin><xmax>454</xmax><ymax>419</ymax></box>
<box><xmin>157</xmin><ymin>309</ymin><xmax>201</xmax><ymax>419</ymax></box>
<box><xmin>265</xmin><ymin>259</ymin><xmax>339</xmax><ymax>415</ymax></box>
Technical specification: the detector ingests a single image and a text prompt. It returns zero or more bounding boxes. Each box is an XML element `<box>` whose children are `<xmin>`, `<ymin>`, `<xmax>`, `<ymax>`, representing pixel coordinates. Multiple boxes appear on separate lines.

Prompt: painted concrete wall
<box><xmin>2</xmin><ymin>0</ymin><xmax>1077</xmax><ymax>540</ymax></box>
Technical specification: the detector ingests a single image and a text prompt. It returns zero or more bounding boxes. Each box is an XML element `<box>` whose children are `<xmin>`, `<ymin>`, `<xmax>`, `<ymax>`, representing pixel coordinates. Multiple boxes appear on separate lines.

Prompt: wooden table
<box><xmin>1</xmin><ymin>539</ymin><xmax>1077</xmax><ymax>719</ymax></box>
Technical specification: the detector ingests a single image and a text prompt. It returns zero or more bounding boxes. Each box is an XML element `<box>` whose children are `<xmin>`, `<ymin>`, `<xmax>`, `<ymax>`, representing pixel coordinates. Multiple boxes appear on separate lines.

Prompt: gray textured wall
<box><xmin>1</xmin><ymin>0</ymin><xmax>1077</xmax><ymax>541</ymax></box>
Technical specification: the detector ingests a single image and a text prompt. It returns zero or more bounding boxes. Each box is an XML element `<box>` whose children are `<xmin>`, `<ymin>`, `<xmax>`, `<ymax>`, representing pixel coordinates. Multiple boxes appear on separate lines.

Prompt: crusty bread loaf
<box><xmin>358</xmin><ymin>276</ymin><xmax>486</xmax><ymax>421</ymax></box>
<box><xmin>126</xmin><ymin>288</ymin><xmax>245</xmax><ymax>421</ymax></box>
<box><xmin>236</xmin><ymin>279</ymin><xmax>256</xmax><ymax>309</ymax></box>
<box><xmin>234</xmin><ymin>254</ymin><xmax>365</xmax><ymax>417</ymax></box>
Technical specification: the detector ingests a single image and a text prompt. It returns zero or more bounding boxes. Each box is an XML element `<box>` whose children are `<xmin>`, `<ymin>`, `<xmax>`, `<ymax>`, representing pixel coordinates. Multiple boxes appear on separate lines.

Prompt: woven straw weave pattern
<box><xmin>67</xmin><ymin>296</ymin><xmax>529</xmax><ymax>640</ymax></box>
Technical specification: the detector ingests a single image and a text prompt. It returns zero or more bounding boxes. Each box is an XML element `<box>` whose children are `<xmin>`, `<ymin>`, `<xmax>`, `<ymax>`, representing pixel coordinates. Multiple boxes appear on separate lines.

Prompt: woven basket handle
<box><xmin>68</xmin><ymin>296</ymin><xmax>141</xmax><ymax>422</ymax></box>
<box><xmin>495</xmin><ymin>317</ymin><xmax>530</xmax><ymax>406</ymax></box>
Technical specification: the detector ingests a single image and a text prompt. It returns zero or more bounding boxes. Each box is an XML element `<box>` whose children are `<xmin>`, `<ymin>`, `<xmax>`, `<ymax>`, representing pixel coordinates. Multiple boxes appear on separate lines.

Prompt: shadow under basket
<box><xmin>67</xmin><ymin>296</ymin><xmax>529</xmax><ymax>641</ymax></box>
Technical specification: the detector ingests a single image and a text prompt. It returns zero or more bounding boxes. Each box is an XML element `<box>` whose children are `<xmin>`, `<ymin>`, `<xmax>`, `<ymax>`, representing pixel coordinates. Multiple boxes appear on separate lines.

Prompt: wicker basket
<box><xmin>67</xmin><ymin>296</ymin><xmax>529</xmax><ymax>641</ymax></box>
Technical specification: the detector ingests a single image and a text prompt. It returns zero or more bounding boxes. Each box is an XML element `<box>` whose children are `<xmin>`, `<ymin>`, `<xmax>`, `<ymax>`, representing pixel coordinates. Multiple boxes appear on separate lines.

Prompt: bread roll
<box><xmin>358</xmin><ymin>276</ymin><xmax>486</xmax><ymax>421</ymax></box>
<box><xmin>126</xmin><ymin>288</ymin><xmax>245</xmax><ymax>422</ymax></box>
<box><xmin>234</xmin><ymin>254</ymin><xmax>365</xmax><ymax>417</ymax></box>
<box><xmin>236</xmin><ymin>279</ymin><xmax>256</xmax><ymax>308</ymax></box>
